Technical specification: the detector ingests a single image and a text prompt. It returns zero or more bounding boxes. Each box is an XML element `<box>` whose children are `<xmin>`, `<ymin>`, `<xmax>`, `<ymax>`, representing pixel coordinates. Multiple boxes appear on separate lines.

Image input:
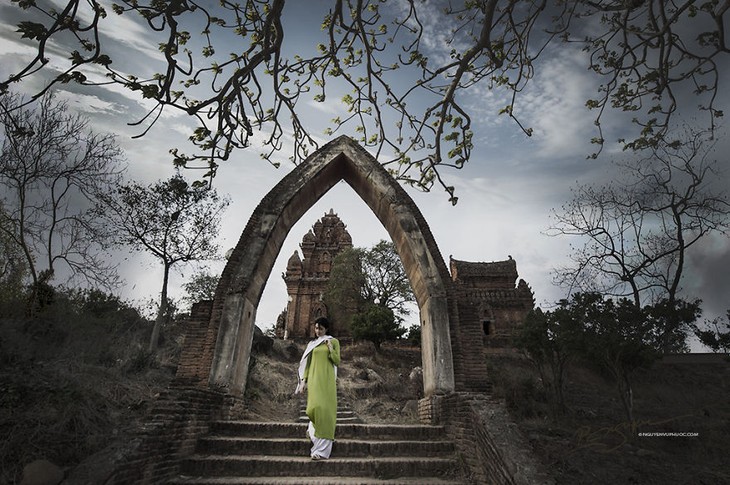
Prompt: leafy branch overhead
<box><xmin>4</xmin><ymin>1</ymin><xmax>728</xmax><ymax>202</ymax></box>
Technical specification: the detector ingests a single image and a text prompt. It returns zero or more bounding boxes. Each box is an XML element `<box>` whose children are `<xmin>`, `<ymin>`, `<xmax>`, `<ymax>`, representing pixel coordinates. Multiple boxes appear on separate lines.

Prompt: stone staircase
<box><xmin>169</xmin><ymin>421</ymin><xmax>466</xmax><ymax>484</ymax></box>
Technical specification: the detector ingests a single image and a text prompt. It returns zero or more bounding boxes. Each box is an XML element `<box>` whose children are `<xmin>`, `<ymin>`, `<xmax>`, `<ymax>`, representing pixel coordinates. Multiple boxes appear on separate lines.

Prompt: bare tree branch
<box><xmin>0</xmin><ymin>91</ymin><xmax>125</xmax><ymax>298</ymax></box>
<box><xmin>548</xmin><ymin>127</ymin><xmax>730</xmax><ymax>306</ymax></box>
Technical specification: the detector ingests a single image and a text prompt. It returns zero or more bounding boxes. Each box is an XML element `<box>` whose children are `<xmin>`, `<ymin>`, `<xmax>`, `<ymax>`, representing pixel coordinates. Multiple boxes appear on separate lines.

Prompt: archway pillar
<box><xmin>210</xmin><ymin>294</ymin><xmax>257</xmax><ymax>395</ymax></box>
<box><xmin>420</xmin><ymin>294</ymin><xmax>456</xmax><ymax>396</ymax></box>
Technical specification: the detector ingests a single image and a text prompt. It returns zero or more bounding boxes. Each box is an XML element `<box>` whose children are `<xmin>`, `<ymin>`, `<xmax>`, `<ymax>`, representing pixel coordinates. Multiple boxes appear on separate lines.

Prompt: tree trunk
<box><xmin>619</xmin><ymin>372</ymin><xmax>634</xmax><ymax>425</ymax></box>
<box><xmin>149</xmin><ymin>262</ymin><xmax>170</xmax><ymax>352</ymax></box>
<box><xmin>552</xmin><ymin>357</ymin><xmax>567</xmax><ymax>413</ymax></box>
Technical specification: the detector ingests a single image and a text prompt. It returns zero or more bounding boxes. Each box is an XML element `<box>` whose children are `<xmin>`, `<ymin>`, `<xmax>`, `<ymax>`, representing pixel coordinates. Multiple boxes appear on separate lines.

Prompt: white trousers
<box><xmin>307</xmin><ymin>421</ymin><xmax>333</xmax><ymax>459</ymax></box>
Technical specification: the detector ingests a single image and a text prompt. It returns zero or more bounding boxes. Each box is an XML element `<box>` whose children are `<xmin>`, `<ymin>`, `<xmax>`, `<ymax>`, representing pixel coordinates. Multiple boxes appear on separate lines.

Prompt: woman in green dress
<box><xmin>295</xmin><ymin>316</ymin><xmax>341</xmax><ymax>460</ymax></box>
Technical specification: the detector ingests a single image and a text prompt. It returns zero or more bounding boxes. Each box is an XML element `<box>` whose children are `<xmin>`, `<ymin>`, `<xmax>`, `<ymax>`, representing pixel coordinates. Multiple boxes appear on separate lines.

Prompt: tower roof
<box><xmin>449</xmin><ymin>256</ymin><xmax>519</xmax><ymax>289</ymax></box>
<box><xmin>287</xmin><ymin>250</ymin><xmax>302</xmax><ymax>269</ymax></box>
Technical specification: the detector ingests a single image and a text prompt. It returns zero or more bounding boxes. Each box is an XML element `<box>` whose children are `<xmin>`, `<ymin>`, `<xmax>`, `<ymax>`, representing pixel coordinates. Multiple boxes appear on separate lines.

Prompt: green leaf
<box><xmin>59</xmin><ymin>71</ymin><xmax>87</xmax><ymax>84</ymax></box>
<box><xmin>69</xmin><ymin>50</ymin><xmax>84</xmax><ymax>65</ymax></box>
<box><xmin>140</xmin><ymin>85</ymin><xmax>159</xmax><ymax>99</ymax></box>
<box><xmin>93</xmin><ymin>54</ymin><xmax>112</xmax><ymax>66</ymax></box>
<box><xmin>16</xmin><ymin>21</ymin><xmax>48</xmax><ymax>40</ymax></box>
<box><xmin>12</xmin><ymin>0</ymin><xmax>37</xmax><ymax>9</ymax></box>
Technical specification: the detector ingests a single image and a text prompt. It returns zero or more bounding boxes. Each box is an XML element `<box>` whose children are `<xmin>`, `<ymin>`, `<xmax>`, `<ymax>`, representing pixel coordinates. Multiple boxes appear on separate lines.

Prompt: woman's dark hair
<box><xmin>314</xmin><ymin>316</ymin><xmax>331</xmax><ymax>334</ymax></box>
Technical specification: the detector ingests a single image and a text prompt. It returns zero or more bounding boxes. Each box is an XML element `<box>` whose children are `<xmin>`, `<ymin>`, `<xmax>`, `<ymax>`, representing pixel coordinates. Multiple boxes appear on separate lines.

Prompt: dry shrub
<box><xmin>344</xmin><ymin>340</ymin><xmax>377</xmax><ymax>358</ymax></box>
<box><xmin>487</xmin><ymin>355</ymin><xmax>550</xmax><ymax>419</ymax></box>
<box><xmin>0</xmin><ymin>293</ymin><xmax>179</xmax><ymax>484</ymax></box>
<box><xmin>0</xmin><ymin>357</ymin><xmax>171</xmax><ymax>484</ymax></box>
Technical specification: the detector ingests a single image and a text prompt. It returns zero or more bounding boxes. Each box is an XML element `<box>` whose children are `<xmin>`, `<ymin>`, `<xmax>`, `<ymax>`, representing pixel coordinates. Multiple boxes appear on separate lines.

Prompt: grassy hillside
<box><xmin>489</xmin><ymin>353</ymin><xmax>730</xmax><ymax>484</ymax></box>
<box><xmin>0</xmin><ymin>294</ymin><xmax>184</xmax><ymax>485</ymax></box>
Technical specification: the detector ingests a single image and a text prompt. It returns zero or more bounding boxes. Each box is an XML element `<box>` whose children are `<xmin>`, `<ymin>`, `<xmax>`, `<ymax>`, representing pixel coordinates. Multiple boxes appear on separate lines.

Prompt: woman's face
<box><xmin>314</xmin><ymin>322</ymin><xmax>327</xmax><ymax>337</ymax></box>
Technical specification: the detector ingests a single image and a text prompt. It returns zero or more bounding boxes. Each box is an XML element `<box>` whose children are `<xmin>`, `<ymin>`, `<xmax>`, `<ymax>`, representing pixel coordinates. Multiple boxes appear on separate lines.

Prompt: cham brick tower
<box><xmin>275</xmin><ymin>209</ymin><xmax>353</xmax><ymax>339</ymax></box>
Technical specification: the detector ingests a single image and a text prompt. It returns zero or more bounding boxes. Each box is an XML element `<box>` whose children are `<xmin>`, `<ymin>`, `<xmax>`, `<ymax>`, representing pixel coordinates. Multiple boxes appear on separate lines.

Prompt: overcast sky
<box><xmin>1</xmin><ymin>1</ymin><xmax>728</xmax><ymax>349</ymax></box>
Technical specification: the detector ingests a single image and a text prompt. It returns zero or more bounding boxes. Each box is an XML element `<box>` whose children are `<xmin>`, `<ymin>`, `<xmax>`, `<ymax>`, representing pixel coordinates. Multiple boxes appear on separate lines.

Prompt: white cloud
<box><xmin>54</xmin><ymin>91</ymin><xmax>125</xmax><ymax>116</ymax></box>
<box><xmin>166</xmin><ymin>121</ymin><xmax>197</xmax><ymax>138</ymax></box>
<box><xmin>96</xmin><ymin>1</ymin><xmax>164</xmax><ymax>61</ymax></box>
<box><xmin>517</xmin><ymin>49</ymin><xmax>596</xmax><ymax>159</ymax></box>
<box><xmin>305</xmin><ymin>98</ymin><xmax>344</xmax><ymax>115</ymax></box>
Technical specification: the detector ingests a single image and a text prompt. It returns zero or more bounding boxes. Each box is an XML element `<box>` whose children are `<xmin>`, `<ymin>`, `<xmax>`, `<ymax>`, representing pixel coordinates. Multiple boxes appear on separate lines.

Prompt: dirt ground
<box><xmin>243</xmin><ymin>339</ymin><xmax>424</xmax><ymax>424</ymax></box>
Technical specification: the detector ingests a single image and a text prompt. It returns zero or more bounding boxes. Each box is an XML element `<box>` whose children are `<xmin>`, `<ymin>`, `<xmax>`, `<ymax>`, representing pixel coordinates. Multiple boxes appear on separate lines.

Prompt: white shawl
<box><xmin>295</xmin><ymin>335</ymin><xmax>337</xmax><ymax>394</ymax></box>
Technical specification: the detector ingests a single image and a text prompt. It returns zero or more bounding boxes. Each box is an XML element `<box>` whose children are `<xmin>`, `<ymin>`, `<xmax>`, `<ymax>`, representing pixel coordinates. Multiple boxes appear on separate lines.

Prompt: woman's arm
<box><xmin>303</xmin><ymin>354</ymin><xmax>312</xmax><ymax>382</ymax></box>
<box><xmin>328</xmin><ymin>339</ymin><xmax>341</xmax><ymax>366</ymax></box>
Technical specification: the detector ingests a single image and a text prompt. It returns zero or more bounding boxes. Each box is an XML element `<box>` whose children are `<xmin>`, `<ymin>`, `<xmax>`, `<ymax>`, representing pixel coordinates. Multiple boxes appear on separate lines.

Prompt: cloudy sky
<box><xmin>1</xmin><ymin>1</ymin><xmax>728</xmax><ymax>348</ymax></box>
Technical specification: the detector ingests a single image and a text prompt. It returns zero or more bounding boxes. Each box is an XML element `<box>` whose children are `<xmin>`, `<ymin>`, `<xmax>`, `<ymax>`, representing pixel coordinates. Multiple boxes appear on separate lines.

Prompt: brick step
<box><xmin>297</xmin><ymin>417</ymin><xmax>363</xmax><ymax>424</ymax></box>
<box><xmin>196</xmin><ymin>437</ymin><xmax>454</xmax><ymax>457</ymax></box>
<box><xmin>297</xmin><ymin>399</ymin><xmax>362</xmax><ymax>423</ymax></box>
<box><xmin>170</xmin><ymin>476</ymin><xmax>463</xmax><ymax>484</ymax></box>
<box><xmin>169</xmin><ymin>421</ymin><xmax>466</xmax><ymax>483</ymax></box>
<box><xmin>298</xmin><ymin>408</ymin><xmax>357</xmax><ymax>416</ymax></box>
<box><xmin>179</xmin><ymin>455</ymin><xmax>460</xmax><ymax>479</ymax></box>
<box><xmin>299</xmin><ymin>406</ymin><xmax>355</xmax><ymax>413</ymax></box>
<box><xmin>297</xmin><ymin>414</ymin><xmax>362</xmax><ymax>423</ymax></box>
<box><xmin>209</xmin><ymin>422</ymin><xmax>447</xmax><ymax>441</ymax></box>
<box><xmin>300</xmin><ymin>403</ymin><xmax>354</xmax><ymax>408</ymax></box>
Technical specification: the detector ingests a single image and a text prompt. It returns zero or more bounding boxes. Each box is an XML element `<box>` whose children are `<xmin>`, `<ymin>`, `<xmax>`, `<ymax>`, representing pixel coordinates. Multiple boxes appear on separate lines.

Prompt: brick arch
<box><xmin>196</xmin><ymin>136</ymin><xmax>455</xmax><ymax>397</ymax></box>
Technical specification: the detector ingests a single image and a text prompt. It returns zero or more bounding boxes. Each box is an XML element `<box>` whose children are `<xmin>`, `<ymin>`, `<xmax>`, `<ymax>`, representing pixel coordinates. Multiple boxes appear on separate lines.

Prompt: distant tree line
<box><xmin>516</xmin><ymin>293</ymin><xmax>701</xmax><ymax>423</ymax></box>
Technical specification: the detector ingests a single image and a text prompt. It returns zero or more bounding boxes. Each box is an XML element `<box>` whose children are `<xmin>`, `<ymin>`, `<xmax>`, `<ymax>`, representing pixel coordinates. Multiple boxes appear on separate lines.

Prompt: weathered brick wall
<box><xmin>444</xmin><ymin>288</ymin><xmax>467</xmax><ymax>392</ymax></box>
<box><xmin>106</xmin><ymin>386</ymin><xmax>242</xmax><ymax>485</ymax></box>
<box><xmin>451</xmin><ymin>288</ymin><xmax>492</xmax><ymax>392</ymax></box>
<box><xmin>175</xmin><ymin>300</ymin><xmax>214</xmax><ymax>386</ymax></box>
<box><xmin>419</xmin><ymin>393</ymin><xmax>555</xmax><ymax>485</ymax></box>
<box><xmin>446</xmin><ymin>393</ymin><xmax>513</xmax><ymax>485</ymax></box>
<box><xmin>461</xmin><ymin>287</ymin><xmax>533</xmax><ymax>347</ymax></box>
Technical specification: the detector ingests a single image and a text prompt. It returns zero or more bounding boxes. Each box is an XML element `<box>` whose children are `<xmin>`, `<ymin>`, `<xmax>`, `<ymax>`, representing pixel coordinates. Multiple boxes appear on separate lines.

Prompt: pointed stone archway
<box><xmin>119</xmin><ymin>136</ymin><xmax>547</xmax><ymax>484</ymax></box>
<box><xmin>181</xmin><ymin>135</ymin><xmax>455</xmax><ymax>398</ymax></box>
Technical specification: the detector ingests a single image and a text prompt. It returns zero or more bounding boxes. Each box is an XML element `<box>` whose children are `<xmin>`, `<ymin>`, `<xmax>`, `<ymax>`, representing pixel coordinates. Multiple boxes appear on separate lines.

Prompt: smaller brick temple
<box><xmin>450</xmin><ymin>255</ymin><xmax>534</xmax><ymax>348</ymax></box>
<box><xmin>275</xmin><ymin>209</ymin><xmax>353</xmax><ymax>339</ymax></box>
